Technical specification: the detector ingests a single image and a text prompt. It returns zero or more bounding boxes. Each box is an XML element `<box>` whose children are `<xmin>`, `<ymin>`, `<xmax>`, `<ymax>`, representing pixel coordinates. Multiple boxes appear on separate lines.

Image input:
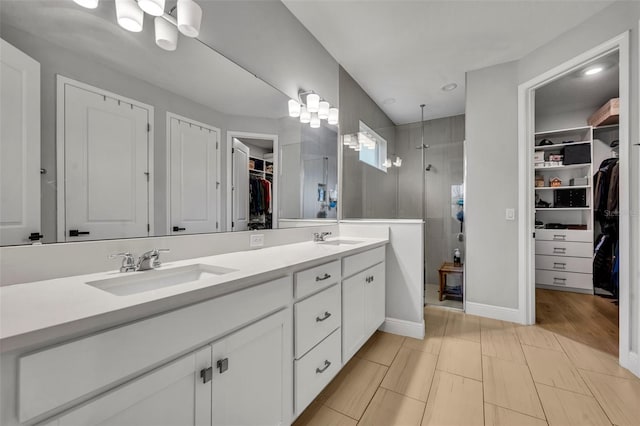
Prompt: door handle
<box><xmin>316</xmin><ymin>311</ymin><xmax>332</xmax><ymax>322</ymax></box>
<box><xmin>217</xmin><ymin>358</ymin><xmax>229</xmax><ymax>374</ymax></box>
<box><xmin>69</xmin><ymin>229</ymin><xmax>90</xmax><ymax>237</ymax></box>
<box><xmin>28</xmin><ymin>232</ymin><xmax>43</xmax><ymax>241</ymax></box>
<box><xmin>315</xmin><ymin>273</ymin><xmax>331</xmax><ymax>282</ymax></box>
<box><xmin>315</xmin><ymin>360</ymin><xmax>331</xmax><ymax>374</ymax></box>
<box><xmin>173</xmin><ymin>226</ymin><xmax>186</xmax><ymax>232</ymax></box>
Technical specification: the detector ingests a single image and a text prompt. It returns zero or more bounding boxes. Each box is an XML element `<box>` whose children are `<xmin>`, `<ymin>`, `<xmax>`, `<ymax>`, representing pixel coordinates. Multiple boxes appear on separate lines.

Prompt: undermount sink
<box><xmin>87</xmin><ymin>264</ymin><xmax>238</xmax><ymax>296</ymax></box>
<box><xmin>318</xmin><ymin>239</ymin><xmax>362</xmax><ymax>246</ymax></box>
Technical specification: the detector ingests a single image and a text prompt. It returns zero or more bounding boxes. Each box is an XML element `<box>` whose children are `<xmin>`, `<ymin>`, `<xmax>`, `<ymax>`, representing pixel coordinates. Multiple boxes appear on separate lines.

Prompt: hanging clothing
<box><xmin>249</xmin><ymin>175</ymin><xmax>272</xmax><ymax>216</ymax></box>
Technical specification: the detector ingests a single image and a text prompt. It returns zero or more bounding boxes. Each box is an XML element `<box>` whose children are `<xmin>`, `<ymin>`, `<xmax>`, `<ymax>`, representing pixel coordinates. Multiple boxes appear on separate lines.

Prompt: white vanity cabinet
<box><xmin>342</xmin><ymin>247</ymin><xmax>386</xmax><ymax>363</ymax></box>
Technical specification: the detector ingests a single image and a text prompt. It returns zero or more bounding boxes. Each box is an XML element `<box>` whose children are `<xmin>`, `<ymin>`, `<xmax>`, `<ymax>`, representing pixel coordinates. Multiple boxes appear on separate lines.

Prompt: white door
<box><xmin>232</xmin><ymin>138</ymin><xmax>249</xmax><ymax>231</ymax></box>
<box><xmin>62</xmin><ymin>80</ymin><xmax>150</xmax><ymax>241</ymax></box>
<box><xmin>169</xmin><ymin>116</ymin><xmax>219</xmax><ymax>235</ymax></box>
<box><xmin>44</xmin><ymin>347</ymin><xmax>211</xmax><ymax>426</ymax></box>
<box><xmin>0</xmin><ymin>39</ymin><xmax>41</xmax><ymax>246</ymax></box>
<box><xmin>210</xmin><ymin>310</ymin><xmax>287</xmax><ymax>426</ymax></box>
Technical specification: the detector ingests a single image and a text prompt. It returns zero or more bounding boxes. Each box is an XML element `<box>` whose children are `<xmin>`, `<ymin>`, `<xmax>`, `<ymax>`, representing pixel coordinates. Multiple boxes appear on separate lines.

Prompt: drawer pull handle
<box><xmin>316</xmin><ymin>273</ymin><xmax>331</xmax><ymax>282</ymax></box>
<box><xmin>366</xmin><ymin>275</ymin><xmax>375</xmax><ymax>283</ymax></box>
<box><xmin>316</xmin><ymin>360</ymin><xmax>331</xmax><ymax>374</ymax></box>
<box><xmin>553</xmin><ymin>263</ymin><xmax>566</xmax><ymax>270</ymax></box>
<box><xmin>316</xmin><ymin>311</ymin><xmax>332</xmax><ymax>322</ymax></box>
<box><xmin>553</xmin><ymin>235</ymin><xmax>566</xmax><ymax>241</ymax></box>
<box><xmin>200</xmin><ymin>367</ymin><xmax>213</xmax><ymax>384</ymax></box>
<box><xmin>553</xmin><ymin>247</ymin><xmax>566</xmax><ymax>254</ymax></box>
<box><xmin>553</xmin><ymin>277</ymin><xmax>567</xmax><ymax>285</ymax></box>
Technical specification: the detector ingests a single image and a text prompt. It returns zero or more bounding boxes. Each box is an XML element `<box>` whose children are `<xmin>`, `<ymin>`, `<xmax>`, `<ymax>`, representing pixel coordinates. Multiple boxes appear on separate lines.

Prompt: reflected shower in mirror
<box><xmin>0</xmin><ymin>0</ymin><xmax>338</xmax><ymax>246</ymax></box>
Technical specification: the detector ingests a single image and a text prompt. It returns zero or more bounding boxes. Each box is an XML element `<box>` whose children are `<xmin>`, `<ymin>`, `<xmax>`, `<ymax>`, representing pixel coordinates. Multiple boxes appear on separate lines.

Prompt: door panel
<box><xmin>63</xmin><ymin>82</ymin><xmax>149</xmax><ymax>241</ymax></box>
<box><xmin>0</xmin><ymin>39</ymin><xmax>41</xmax><ymax>245</ymax></box>
<box><xmin>365</xmin><ymin>262</ymin><xmax>386</xmax><ymax>335</ymax></box>
<box><xmin>169</xmin><ymin>117</ymin><xmax>219</xmax><ymax>234</ymax></box>
<box><xmin>342</xmin><ymin>271</ymin><xmax>366</xmax><ymax>363</ymax></box>
<box><xmin>232</xmin><ymin>139</ymin><xmax>249</xmax><ymax>231</ymax></box>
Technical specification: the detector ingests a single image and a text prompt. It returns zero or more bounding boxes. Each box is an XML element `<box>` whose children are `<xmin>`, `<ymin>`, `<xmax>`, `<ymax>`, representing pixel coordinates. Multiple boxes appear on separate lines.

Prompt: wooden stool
<box><xmin>438</xmin><ymin>262</ymin><xmax>464</xmax><ymax>301</ymax></box>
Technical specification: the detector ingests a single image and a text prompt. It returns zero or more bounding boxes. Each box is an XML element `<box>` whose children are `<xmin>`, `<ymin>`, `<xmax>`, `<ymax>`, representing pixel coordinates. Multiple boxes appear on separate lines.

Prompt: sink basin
<box><xmin>87</xmin><ymin>264</ymin><xmax>238</xmax><ymax>296</ymax></box>
<box><xmin>318</xmin><ymin>239</ymin><xmax>362</xmax><ymax>246</ymax></box>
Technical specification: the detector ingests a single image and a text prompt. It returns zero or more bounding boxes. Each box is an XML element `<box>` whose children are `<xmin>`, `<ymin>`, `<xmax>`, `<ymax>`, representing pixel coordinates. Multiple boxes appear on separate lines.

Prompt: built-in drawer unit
<box><xmin>535</xmin><ymin>269</ymin><xmax>592</xmax><ymax>290</ymax></box>
<box><xmin>535</xmin><ymin>255</ymin><xmax>592</xmax><ymax>274</ymax></box>
<box><xmin>295</xmin><ymin>260</ymin><xmax>340</xmax><ymax>299</ymax></box>
<box><xmin>535</xmin><ymin>229</ymin><xmax>592</xmax><ymax>243</ymax></box>
<box><xmin>342</xmin><ymin>246</ymin><xmax>385</xmax><ymax>278</ymax></box>
<box><xmin>535</xmin><ymin>240</ymin><xmax>592</xmax><ymax>258</ymax></box>
<box><xmin>18</xmin><ymin>277</ymin><xmax>291</xmax><ymax>423</ymax></box>
<box><xmin>294</xmin><ymin>329</ymin><xmax>341</xmax><ymax>415</ymax></box>
<box><xmin>294</xmin><ymin>284</ymin><xmax>341</xmax><ymax>359</ymax></box>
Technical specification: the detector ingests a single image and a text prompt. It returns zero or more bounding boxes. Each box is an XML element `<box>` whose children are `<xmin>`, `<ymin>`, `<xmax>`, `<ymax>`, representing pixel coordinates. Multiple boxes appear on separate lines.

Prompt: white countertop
<box><xmin>0</xmin><ymin>238</ymin><xmax>387</xmax><ymax>353</ymax></box>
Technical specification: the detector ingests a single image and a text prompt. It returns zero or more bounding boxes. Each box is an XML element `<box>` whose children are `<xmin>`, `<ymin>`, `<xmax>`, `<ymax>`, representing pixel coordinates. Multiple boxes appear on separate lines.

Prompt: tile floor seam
<box><xmin>518</xmin><ymin>343</ymin><xmax>549</xmax><ymax>422</ymax></box>
<box><xmin>480</xmin><ymin>341</ymin><xmax>486</xmax><ymax>426</ymax></box>
<box><xmin>419</xmin><ymin>312</ymin><xmax>450</xmax><ymax>426</ymax></box>
<box><xmin>485</xmin><ymin>402</ymin><xmax>553</xmax><ymax>425</ymax></box>
<box><xmin>320</xmin><ymin>403</ymin><xmax>361</xmax><ymax>422</ymax></box>
<box><xmin>575</xmin><ymin>368</ymin><xmax>627</xmax><ymax>426</ymax></box>
<box><xmin>434</xmin><ymin>366</ymin><xmax>483</xmax><ymax>383</ymax></box>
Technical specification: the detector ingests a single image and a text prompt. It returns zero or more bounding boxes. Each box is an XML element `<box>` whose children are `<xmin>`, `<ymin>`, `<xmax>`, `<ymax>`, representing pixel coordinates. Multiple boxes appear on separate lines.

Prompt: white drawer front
<box><xmin>535</xmin><ymin>229</ymin><xmax>592</xmax><ymax>242</ymax></box>
<box><xmin>535</xmin><ymin>255</ymin><xmax>592</xmax><ymax>274</ymax></box>
<box><xmin>295</xmin><ymin>284</ymin><xmax>341</xmax><ymax>358</ymax></box>
<box><xmin>535</xmin><ymin>240</ymin><xmax>592</xmax><ymax>258</ymax></box>
<box><xmin>18</xmin><ymin>277</ymin><xmax>291</xmax><ymax>423</ymax></box>
<box><xmin>535</xmin><ymin>269</ymin><xmax>592</xmax><ymax>290</ymax></box>
<box><xmin>342</xmin><ymin>246</ymin><xmax>385</xmax><ymax>278</ymax></box>
<box><xmin>295</xmin><ymin>329</ymin><xmax>341</xmax><ymax>415</ymax></box>
<box><xmin>295</xmin><ymin>260</ymin><xmax>340</xmax><ymax>300</ymax></box>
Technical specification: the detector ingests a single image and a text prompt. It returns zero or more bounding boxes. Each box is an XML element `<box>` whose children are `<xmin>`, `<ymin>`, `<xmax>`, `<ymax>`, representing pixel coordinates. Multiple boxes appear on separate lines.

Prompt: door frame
<box><xmin>226</xmin><ymin>131</ymin><xmax>279</xmax><ymax>232</ymax></box>
<box><xmin>165</xmin><ymin>112</ymin><xmax>222</xmax><ymax>235</ymax></box>
<box><xmin>56</xmin><ymin>75</ymin><xmax>155</xmax><ymax>242</ymax></box>
<box><xmin>517</xmin><ymin>32</ymin><xmax>634</xmax><ymax>372</ymax></box>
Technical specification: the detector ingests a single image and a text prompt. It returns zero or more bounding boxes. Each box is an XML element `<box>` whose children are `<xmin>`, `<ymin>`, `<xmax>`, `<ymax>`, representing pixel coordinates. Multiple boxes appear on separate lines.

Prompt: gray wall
<box><xmin>339</xmin><ymin>66</ymin><xmax>398</xmax><ymax>219</ymax></box>
<box><xmin>465</xmin><ymin>0</ymin><xmax>639</xmax><ymax>352</ymax></box>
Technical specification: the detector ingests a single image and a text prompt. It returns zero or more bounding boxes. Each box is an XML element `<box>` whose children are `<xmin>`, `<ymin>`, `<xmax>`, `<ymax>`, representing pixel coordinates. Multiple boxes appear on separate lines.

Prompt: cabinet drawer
<box><xmin>295</xmin><ymin>260</ymin><xmax>340</xmax><ymax>300</ymax></box>
<box><xmin>18</xmin><ymin>277</ymin><xmax>291</xmax><ymax>423</ymax></box>
<box><xmin>342</xmin><ymin>246</ymin><xmax>385</xmax><ymax>278</ymax></box>
<box><xmin>295</xmin><ymin>329</ymin><xmax>341</xmax><ymax>415</ymax></box>
<box><xmin>535</xmin><ymin>255</ymin><xmax>592</xmax><ymax>274</ymax></box>
<box><xmin>295</xmin><ymin>284</ymin><xmax>341</xmax><ymax>358</ymax></box>
<box><xmin>535</xmin><ymin>240</ymin><xmax>592</xmax><ymax>258</ymax></box>
<box><xmin>535</xmin><ymin>269</ymin><xmax>592</xmax><ymax>290</ymax></box>
<box><xmin>535</xmin><ymin>229</ymin><xmax>592</xmax><ymax>242</ymax></box>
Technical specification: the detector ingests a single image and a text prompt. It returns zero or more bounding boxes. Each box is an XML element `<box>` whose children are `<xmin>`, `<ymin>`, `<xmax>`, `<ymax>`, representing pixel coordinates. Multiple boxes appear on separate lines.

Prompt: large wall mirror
<box><xmin>0</xmin><ymin>0</ymin><xmax>338</xmax><ymax>247</ymax></box>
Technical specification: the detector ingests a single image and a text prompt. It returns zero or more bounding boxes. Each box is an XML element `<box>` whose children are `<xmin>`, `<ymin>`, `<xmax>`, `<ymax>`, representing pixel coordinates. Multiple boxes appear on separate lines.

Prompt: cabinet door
<box><xmin>365</xmin><ymin>262</ymin><xmax>386</xmax><ymax>335</ymax></box>
<box><xmin>48</xmin><ymin>347</ymin><xmax>211</xmax><ymax>426</ymax></box>
<box><xmin>211</xmin><ymin>309</ymin><xmax>290</xmax><ymax>426</ymax></box>
<box><xmin>342</xmin><ymin>271</ymin><xmax>366</xmax><ymax>363</ymax></box>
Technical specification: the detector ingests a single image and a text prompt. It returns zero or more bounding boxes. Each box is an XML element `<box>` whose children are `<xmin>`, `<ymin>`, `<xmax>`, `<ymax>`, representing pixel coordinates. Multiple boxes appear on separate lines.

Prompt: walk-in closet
<box><xmin>533</xmin><ymin>50</ymin><xmax>620</xmax><ymax>355</ymax></box>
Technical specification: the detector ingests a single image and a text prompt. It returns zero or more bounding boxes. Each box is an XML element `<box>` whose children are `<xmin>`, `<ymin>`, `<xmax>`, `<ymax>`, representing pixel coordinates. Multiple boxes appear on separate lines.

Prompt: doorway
<box><xmin>518</xmin><ymin>32</ymin><xmax>633</xmax><ymax>371</ymax></box>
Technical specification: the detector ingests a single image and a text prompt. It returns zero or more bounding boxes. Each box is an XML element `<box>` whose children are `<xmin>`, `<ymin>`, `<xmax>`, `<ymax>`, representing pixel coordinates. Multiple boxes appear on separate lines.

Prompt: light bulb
<box><xmin>73</xmin><ymin>0</ymin><xmax>99</xmax><ymax>9</ymax></box>
<box><xmin>300</xmin><ymin>105</ymin><xmax>310</xmax><ymax>124</ymax></box>
<box><xmin>116</xmin><ymin>0</ymin><xmax>144</xmax><ymax>32</ymax></box>
<box><xmin>288</xmin><ymin>99</ymin><xmax>301</xmax><ymax>118</ymax></box>
<box><xmin>139</xmin><ymin>0</ymin><xmax>165</xmax><ymax>16</ymax></box>
<box><xmin>343</xmin><ymin>135</ymin><xmax>352</xmax><ymax>145</ymax></box>
<box><xmin>177</xmin><ymin>0</ymin><xmax>202</xmax><ymax>37</ymax></box>
<box><xmin>318</xmin><ymin>101</ymin><xmax>330</xmax><ymax>120</ymax></box>
<box><xmin>310</xmin><ymin>112</ymin><xmax>320</xmax><ymax>128</ymax></box>
<box><xmin>306</xmin><ymin>93</ymin><xmax>320</xmax><ymax>113</ymax></box>
<box><xmin>155</xmin><ymin>17</ymin><xmax>178</xmax><ymax>51</ymax></box>
<box><xmin>393</xmin><ymin>156</ymin><xmax>403</xmax><ymax>167</ymax></box>
<box><xmin>328</xmin><ymin>107</ymin><xmax>339</xmax><ymax>125</ymax></box>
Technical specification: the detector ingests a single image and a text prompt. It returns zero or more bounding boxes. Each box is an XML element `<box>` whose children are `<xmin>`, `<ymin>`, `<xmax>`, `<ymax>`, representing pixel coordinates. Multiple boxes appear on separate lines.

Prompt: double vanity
<box><xmin>0</xmin><ymin>236</ymin><xmax>388</xmax><ymax>426</ymax></box>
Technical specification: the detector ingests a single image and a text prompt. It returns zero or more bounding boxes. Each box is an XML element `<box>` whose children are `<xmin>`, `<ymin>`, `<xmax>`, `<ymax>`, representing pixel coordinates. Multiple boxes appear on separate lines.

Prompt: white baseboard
<box><xmin>465</xmin><ymin>301</ymin><xmax>523</xmax><ymax>324</ymax></box>
<box><xmin>621</xmin><ymin>351</ymin><xmax>640</xmax><ymax>378</ymax></box>
<box><xmin>379</xmin><ymin>317</ymin><xmax>425</xmax><ymax>339</ymax></box>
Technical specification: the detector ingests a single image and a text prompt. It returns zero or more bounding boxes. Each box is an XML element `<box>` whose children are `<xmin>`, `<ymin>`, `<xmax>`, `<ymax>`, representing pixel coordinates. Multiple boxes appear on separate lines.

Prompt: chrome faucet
<box><xmin>313</xmin><ymin>231</ymin><xmax>332</xmax><ymax>242</ymax></box>
<box><xmin>136</xmin><ymin>248</ymin><xmax>170</xmax><ymax>271</ymax></box>
<box><xmin>109</xmin><ymin>252</ymin><xmax>136</xmax><ymax>272</ymax></box>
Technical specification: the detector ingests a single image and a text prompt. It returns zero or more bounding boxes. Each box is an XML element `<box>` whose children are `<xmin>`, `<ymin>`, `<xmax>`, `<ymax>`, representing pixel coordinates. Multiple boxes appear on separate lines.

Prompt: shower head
<box><xmin>415</xmin><ymin>144</ymin><xmax>430</xmax><ymax>149</ymax></box>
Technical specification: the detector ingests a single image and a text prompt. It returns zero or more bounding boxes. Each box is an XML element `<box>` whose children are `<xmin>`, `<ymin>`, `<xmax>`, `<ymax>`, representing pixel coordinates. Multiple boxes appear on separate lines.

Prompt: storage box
<box><xmin>535</xmin><ymin>175</ymin><xmax>545</xmax><ymax>187</ymax></box>
<box><xmin>554</xmin><ymin>188</ymin><xmax>587</xmax><ymax>207</ymax></box>
<box><xmin>533</xmin><ymin>151</ymin><xmax>545</xmax><ymax>164</ymax></box>
<box><xmin>570</xmin><ymin>177</ymin><xmax>588</xmax><ymax>186</ymax></box>
<box><xmin>562</xmin><ymin>144</ymin><xmax>590</xmax><ymax>165</ymax></box>
<box><xmin>588</xmin><ymin>98</ymin><xmax>619</xmax><ymax>127</ymax></box>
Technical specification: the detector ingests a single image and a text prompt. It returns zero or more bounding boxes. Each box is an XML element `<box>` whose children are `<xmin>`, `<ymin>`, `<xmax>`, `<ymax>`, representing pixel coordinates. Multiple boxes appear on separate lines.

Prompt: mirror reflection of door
<box><xmin>169</xmin><ymin>114</ymin><xmax>220</xmax><ymax>235</ymax></box>
<box><xmin>0</xmin><ymin>39</ymin><xmax>41</xmax><ymax>246</ymax></box>
<box><xmin>59</xmin><ymin>77</ymin><xmax>152</xmax><ymax>242</ymax></box>
<box><xmin>232</xmin><ymin>139</ymin><xmax>250</xmax><ymax>232</ymax></box>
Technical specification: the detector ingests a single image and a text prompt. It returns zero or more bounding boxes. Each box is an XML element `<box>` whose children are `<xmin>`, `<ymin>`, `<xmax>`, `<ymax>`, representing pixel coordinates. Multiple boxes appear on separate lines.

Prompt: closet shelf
<box><xmin>535</xmin><ymin>207</ymin><xmax>590</xmax><ymax>211</ymax></box>
<box><xmin>534</xmin><ymin>125</ymin><xmax>591</xmax><ymax>136</ymax></box>
<box><xmin>535</xmin><ymin>185</ymin><xmax>590</xmax><ymax>190</ymax></box>
<box><xmin>534</xmin><ymin>140</ymin><xmax>591</xmax><ymax>151</ymax></box>
<box><xmin>534</xmin><ymin>163</ymin><xmax>590</xmax><ymax>171</ymax></box>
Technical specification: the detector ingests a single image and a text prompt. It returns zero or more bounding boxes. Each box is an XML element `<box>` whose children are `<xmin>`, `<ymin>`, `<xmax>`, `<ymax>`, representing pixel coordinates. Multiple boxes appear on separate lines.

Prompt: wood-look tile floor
<box><xmin>294</xmin><ymin>306</ymin><xmax>639</xmax><ymax>426</ymax></box>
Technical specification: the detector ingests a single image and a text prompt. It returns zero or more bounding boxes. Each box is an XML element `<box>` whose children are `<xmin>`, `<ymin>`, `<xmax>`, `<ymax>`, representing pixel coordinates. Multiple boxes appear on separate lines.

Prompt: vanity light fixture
<box><xmin>289</xmin><ymin>90</ymin><xmax>339</xmax><ymax>128</ymax></box>
<box><xmin>383</xmin><ymin>158</ymin><xmax>392</xmax><ymax>168</ymax></box>
<box><xmin>155</xmin><ymin>16</ymin><xmax>178</xmax><ymax>51</ymax></box>
<box><xmin>73</xmin><ymin>0</ymin><xmax>99</xmax><ymax>9</ymax></box>
<box><xmin>115</xmin><ymin>0</ymin><xmax>144</xmax><ymax>32</ymax></box>
<box><xmin>393</xmin><ymin>156</ymin><xmax>403</xmax><ymax>167</ymax></box>
<box><xmin>138</xmin><ymin>0</ymin><xmax>165</xmax><ymax>16</ymax></box>
<box><xmin>177</xmin><ymin>0</ymin><xmax>202</xmax><ymax>37</ymax></box>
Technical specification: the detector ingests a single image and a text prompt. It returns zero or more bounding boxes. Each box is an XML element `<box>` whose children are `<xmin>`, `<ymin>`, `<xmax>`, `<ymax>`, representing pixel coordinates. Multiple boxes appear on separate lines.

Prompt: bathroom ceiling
<box><xmin>283</xmin><ymin>0</ymin><xmax>616</xmax><ymax>125</ymax></box>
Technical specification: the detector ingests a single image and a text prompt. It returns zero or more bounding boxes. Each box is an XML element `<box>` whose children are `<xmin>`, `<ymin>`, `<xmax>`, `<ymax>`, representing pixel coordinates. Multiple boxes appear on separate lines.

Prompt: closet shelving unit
<box><xmin>248</xmin><ymin>156</ymin><xmax>274</xmax><ymax>230</ymax></box>
<box><xmin>533</xmin><ymin>125</ymin><xmax>594</xmax><ymax>293</ymax></box>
